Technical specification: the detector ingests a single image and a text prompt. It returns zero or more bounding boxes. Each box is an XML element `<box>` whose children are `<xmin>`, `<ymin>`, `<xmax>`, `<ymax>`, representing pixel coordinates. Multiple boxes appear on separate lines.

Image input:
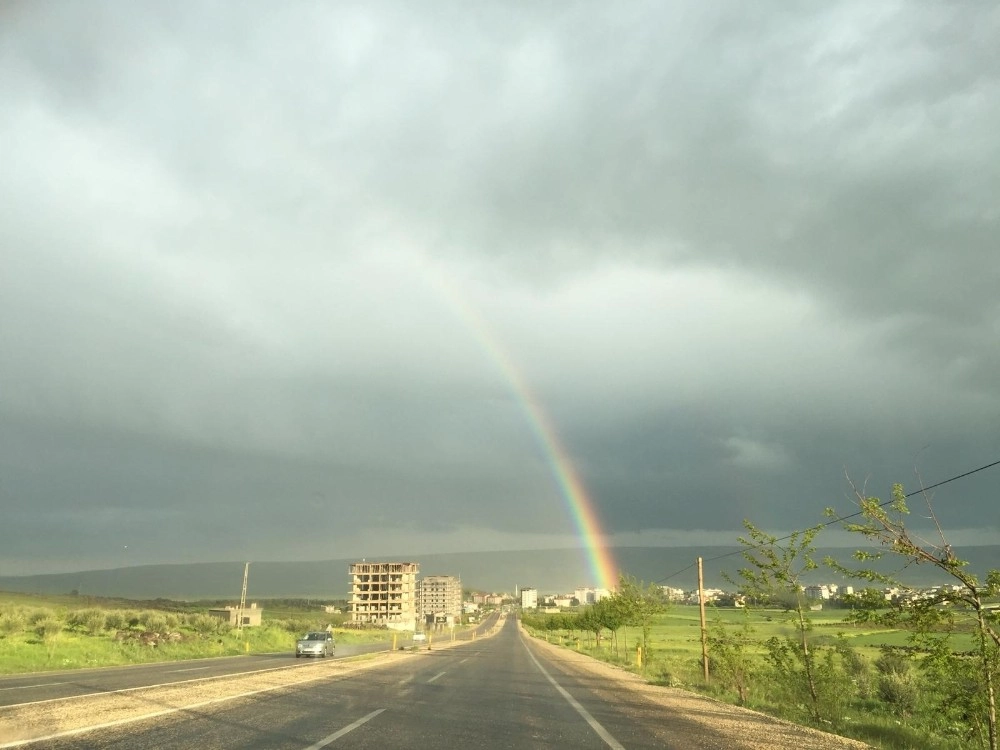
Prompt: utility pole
<box><xmin>237</xmin><ymin>562</ymin><xmax>249</xmax><ymax>632</ymax></box>
<box><xmin>698</xmin><ymin>556</ymin><xmax>709</xmax><ymax>681</ymax></box>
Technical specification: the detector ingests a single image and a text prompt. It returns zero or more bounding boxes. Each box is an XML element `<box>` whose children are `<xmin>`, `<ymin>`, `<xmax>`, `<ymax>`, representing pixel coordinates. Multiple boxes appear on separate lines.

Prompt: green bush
<box><xmin>0</xmin><ymin>611</ymin><xmax>26</xmax><ymax>637</ymax></box>
<box><xmin>876</xmin><ymin>672</ymin><xmax>919</xmax><ymax>714</ymax></box>
<box><xmin>29</xmin><ymin>608</ymin><xmax>55</xmax><ymax>626</ymax></box>
<box><xmin>33</xmin><ymin>618</ymin><xmax>62</xmax><ymax>642</ymax></box>
<box><xmin>104</xmin><ymin>611</ymin><xmax>127</xmax><ymax>631</ymax></box>
<box><xmin>67</xmin><ymin>609</ymin><xmax>107</xmax><ymax>635</ymax></box>
<box><xmin>186</xmin><ymin>614</ymin><xmax>221</xmax><ymax>635</ymax></box>
<box><xmin>139</xmin><ymin>611</ymin><xmax>168</xmax><ymax>633</ymax></box>
<box><xmin>874</xmin><ymin>648</ymin><xmax>909</xmax><ymax>677</ymax></box>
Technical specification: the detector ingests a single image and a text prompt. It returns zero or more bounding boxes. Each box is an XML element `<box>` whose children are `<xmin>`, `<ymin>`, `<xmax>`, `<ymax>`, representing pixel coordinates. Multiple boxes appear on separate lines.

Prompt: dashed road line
<box><xmin>301</xmin><ymin>709</ymin><xmax>386</xmax><ymax>749</ymax></box>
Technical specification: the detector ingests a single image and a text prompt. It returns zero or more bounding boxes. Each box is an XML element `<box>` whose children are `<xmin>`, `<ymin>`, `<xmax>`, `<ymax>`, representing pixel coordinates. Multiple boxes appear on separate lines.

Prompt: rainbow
<box><xmin>425</xmin><ymin>270</ymin><xmax>618</xmax><ymax>591</ymax></box>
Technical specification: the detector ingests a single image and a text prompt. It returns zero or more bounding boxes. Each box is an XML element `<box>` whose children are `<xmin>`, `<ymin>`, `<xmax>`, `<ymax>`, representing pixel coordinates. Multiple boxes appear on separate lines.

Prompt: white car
<box><xmin>295</xmin><ymin>631</ymin><xmax>335</xmax><ymax>658</ymax></box>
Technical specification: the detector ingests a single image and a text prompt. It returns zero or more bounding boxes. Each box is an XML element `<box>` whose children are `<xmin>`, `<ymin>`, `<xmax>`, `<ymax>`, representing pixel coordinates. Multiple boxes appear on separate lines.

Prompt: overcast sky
<box><xmin>2</xmin><ymin>2</ymin><xmax>998</xmax><ymax>576</ymax></box>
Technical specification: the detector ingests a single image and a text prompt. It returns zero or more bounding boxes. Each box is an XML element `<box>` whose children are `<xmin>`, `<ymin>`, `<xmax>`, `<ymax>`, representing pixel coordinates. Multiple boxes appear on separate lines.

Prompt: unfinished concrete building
<box><xmin>349</xmin><ymin>561</ymin><xmax>419</xmax><ymax>631</ymax></box>
<box><xmin>207</xmin><ymin>602</ymin><xmax>262</xmax><ymax>627</ymax></box>
<box><xmin>418</xmin><ymin>575</ymin><xmax>462</xmax><ymax>627</ymax></box>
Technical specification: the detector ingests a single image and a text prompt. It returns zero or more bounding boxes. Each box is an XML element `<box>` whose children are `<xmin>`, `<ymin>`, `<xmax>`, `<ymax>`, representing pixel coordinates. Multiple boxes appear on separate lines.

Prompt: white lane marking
<box><xmin>167</xmin><ymin>666</ymin><xmax>211</xmax><ymax>673</ymax></box>
<box><xmin>301</xmin><ymin>709</ymin><xmax>386</xmax><ymax>750</ymax></box>
<box><xmin>6</xmin><ymin>660</ymin><xmax>341</xmax><ymax>710</ymax></box>
<box><xmin>458</xmin><ymin>657</ymin><xmax>470</xmax><ymax>665</ymax></box>
<box><xmin>427</xmin><ymin>671</ymin><xmax>446</xmax><ymax>683</ymax></box>
<box><xmin>0</xmin><ymin>682</ymin><xmax>67</xmax><ymax>691</ymax></box>
<box><xmin>522</xmin><ymin>639</ymin><xmax>626</xmax><ymax>750</ymax></box>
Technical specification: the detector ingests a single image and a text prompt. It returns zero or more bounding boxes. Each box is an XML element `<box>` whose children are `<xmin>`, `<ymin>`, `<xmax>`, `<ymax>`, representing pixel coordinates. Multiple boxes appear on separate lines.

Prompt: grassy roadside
<box><xmin>0</xmin><ymin>591</ymin><xmax>393</xmax><ymax>675</ymax></box>
<box><xmin>523</xmin><ymin>607</ymin><xmax>976</xmax><ymax>750</ymax></box>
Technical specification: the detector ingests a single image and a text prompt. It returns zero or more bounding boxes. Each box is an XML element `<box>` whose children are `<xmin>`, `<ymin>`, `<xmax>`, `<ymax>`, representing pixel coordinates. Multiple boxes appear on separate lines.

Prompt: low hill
<box><xmin>1</xmin><ymin>545</ymin><xmax>997</xmax><ymax>600</ymax></box>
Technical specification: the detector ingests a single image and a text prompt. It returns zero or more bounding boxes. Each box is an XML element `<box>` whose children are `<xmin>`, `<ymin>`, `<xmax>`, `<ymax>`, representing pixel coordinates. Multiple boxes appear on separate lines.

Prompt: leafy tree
<box><xmin>828</xmin><ymin>480</ymin><xmax>1000</xmax><ymax>750</ymax></box>
<box><xmin>575</xmin><ymin>606</ymin><xmax>603</xmax><ymax>648</ymax></box>
<box><xmin>732</xmin><ymin>519</ymin><xmax>827</xmax><ymax>722</ymax></box>
<box><xmin>593</xmin><ymin>598</ymin><xmax>623</xmax><ymax>656</ymax></box>
<box><xmin>613</xmin><ymin>575</ymin><xmax>665</xmax><ymax>664</ymax></box>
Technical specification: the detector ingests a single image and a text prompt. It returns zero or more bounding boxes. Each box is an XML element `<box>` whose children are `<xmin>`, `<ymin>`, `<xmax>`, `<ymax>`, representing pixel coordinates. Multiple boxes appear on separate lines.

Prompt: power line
<box><xmin>655</xmin><ymin>457</ymin><xmax>1000</xmax><ymax>586</ymax></box>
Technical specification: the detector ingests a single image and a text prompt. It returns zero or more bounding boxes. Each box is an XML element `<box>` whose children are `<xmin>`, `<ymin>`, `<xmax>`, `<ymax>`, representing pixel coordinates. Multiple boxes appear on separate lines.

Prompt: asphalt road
<box><xmin>0</xmin><ymin>618</ymin><xmax>499</xmax><ymax>709</ymax></box>
<box><xmin>17</xmin><ymin>615</ymin><xmax>685</xmax><ymax>750</ymax></box>
<box><xmin>0</xmin><ymin>644</ymin><xmax>392</xmax><ymax>709</ymax></box>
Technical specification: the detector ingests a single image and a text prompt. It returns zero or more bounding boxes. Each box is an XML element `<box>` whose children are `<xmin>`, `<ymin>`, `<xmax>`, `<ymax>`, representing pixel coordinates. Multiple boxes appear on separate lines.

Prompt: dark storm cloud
<box><xmin>1</xmin><ymin>2</ymin><xmax>998</xmax><ymax>573</ymax></box>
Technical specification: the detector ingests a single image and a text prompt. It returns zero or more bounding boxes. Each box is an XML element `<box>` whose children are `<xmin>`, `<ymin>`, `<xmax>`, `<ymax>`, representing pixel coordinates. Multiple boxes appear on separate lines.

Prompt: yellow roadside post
<box><xmin>392</xmin><ymin>633</ymin><xmax>397</xmax><ymax>651</ymax></box>
<box><xmin>637</xmin><ymin>646</ymin><xmax>642</xmax><ymax>668</ymax></box>
<box><xmin>428</xmin><ymin>632</ymin><xmax>432</xmax><ymax>650</ymax></box>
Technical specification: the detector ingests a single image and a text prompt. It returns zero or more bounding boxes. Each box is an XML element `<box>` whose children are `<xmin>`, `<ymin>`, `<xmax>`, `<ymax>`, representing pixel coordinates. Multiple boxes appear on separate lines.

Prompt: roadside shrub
<box><xmin>0</xmin><ymin>611</ymin><xmax>27</xmax><ymax>637</ymax></box>
<box><xmin>138</xmin><ymin>611</ymin><xmax>168</xmax><ymax>633</ymax></box>
<box><xmin>874</xmin><ymin>648</ymin><xmax>909</xmax><ymax>678</ymax></box>
<box><xmin>67</xmin><ymin>609</ymin><xmax>106</xmax><ymax>635</ymax></box>
<box><xmin>187</xmin><ymin>614</ymin><xmax>220</xmax><ymax>635</ymax></box>
<box><xmin>876</xmin><ymin>672</ymin><xmax>919</xmax><ymax>714</ymax></box>
<box><xmin>34</xmin><ymin>618</ymin><xmax>63</xmax><ymax>641</ymax></box>
<box><xmin>708</xmin><ymin>616</ymin><xmax>758</xmax><ymax>705</ymax></box>
<box><xmin>104</xmin><ymin>611</ymin><xmax>127</xmax><ymax>631</ymax></box>
<box><xmin>835</xmin><ymin>637</ymin><xmax>873</xmax><ymax>700</ymax></box>
<box><xmin>28</xmin><ymin>608</ymin><xmax>56</xmax><ymax>626</ymax></box>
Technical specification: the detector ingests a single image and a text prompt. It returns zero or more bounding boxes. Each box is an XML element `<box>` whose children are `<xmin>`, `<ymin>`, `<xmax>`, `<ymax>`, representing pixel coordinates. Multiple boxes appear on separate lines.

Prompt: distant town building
<box><xmin>419</xmin><ymin>575</ymin><xmax>462</xmax><ymax>626</ymax></box>
<box><xmin>804</xmin><ymin>585</ymin><xmax>832</xmax><ymax>601</ymax></box>
<box><xmin>689</xmin><ymin>588</ymin><xmax>724</xmax><ymax>605</ymax></box>
<box><xmin>661</xmin><ymin>586</ymin><xmax>685</xmax><ymax>602</ymax></box>
<box><xmin>208</xmin><ymin>602</ymin><xmax>262</xmax><ymax>627</ymax></box>
<box><xmin>521</xmin><ymin>587</ymin><xmax>538</xmax><ymax>609</ymax></box>
<box><xmin>552</xmin><ymin>596</ymin><xmax>573</xmax><ymax>608</ymax></box>
<box><xmin>574</xmin><ymin>587</ymin><xmax>611</xmax><ymax>605</ymax></box>
<box><xmin>349</xmin><ymin>561</ymin><xmax>419</xmax><ymax>631</ymax></box>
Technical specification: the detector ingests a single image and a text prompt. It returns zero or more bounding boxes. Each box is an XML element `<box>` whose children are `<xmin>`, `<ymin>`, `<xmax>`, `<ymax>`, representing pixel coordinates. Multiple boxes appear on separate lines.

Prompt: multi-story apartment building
<box><xmin>418</xmin><ymin>575</ymin><xmax>462</xmax><ymax>626</ymax></box>
<box><xmin>349</xmin><ymin>561</ymin><xmax>419</xmax><ymax>631</ymax></box>
<box><xmin>574</xmin><ymin>587</ymin><xmax>611</xmax><ymax>605</ymax></box>
<box><xmin>520</xmin><ymin>587</ymin><xmax>538</xmax><ymax>609</ymax></box>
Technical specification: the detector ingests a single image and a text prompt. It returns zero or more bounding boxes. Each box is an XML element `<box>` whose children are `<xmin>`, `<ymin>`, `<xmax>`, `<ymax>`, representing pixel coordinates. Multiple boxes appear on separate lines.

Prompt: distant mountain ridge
<box><xmin>2</xmin><ymin>546</ymin><xmax>998</xmax><ymax>601</ymax></box>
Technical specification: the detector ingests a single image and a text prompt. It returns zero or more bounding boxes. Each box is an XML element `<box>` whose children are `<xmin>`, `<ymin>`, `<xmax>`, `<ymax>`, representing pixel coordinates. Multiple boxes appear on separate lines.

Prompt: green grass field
<box><xmin>0</xmin><ymin>591</ymin><xmax>398</xmax><ymax>675</ymax></box>
<box><xmin>536</xmin><ymin>606</ymin><xmax>978</xmax><ymax>668</ymax></box>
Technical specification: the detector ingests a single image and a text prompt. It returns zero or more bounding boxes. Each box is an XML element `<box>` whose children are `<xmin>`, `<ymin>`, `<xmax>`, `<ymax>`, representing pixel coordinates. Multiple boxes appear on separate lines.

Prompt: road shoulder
<box><xmin>520</xmin><ymin>626</ymin><xmax>872</xmax><ymax>750</ymax></box>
